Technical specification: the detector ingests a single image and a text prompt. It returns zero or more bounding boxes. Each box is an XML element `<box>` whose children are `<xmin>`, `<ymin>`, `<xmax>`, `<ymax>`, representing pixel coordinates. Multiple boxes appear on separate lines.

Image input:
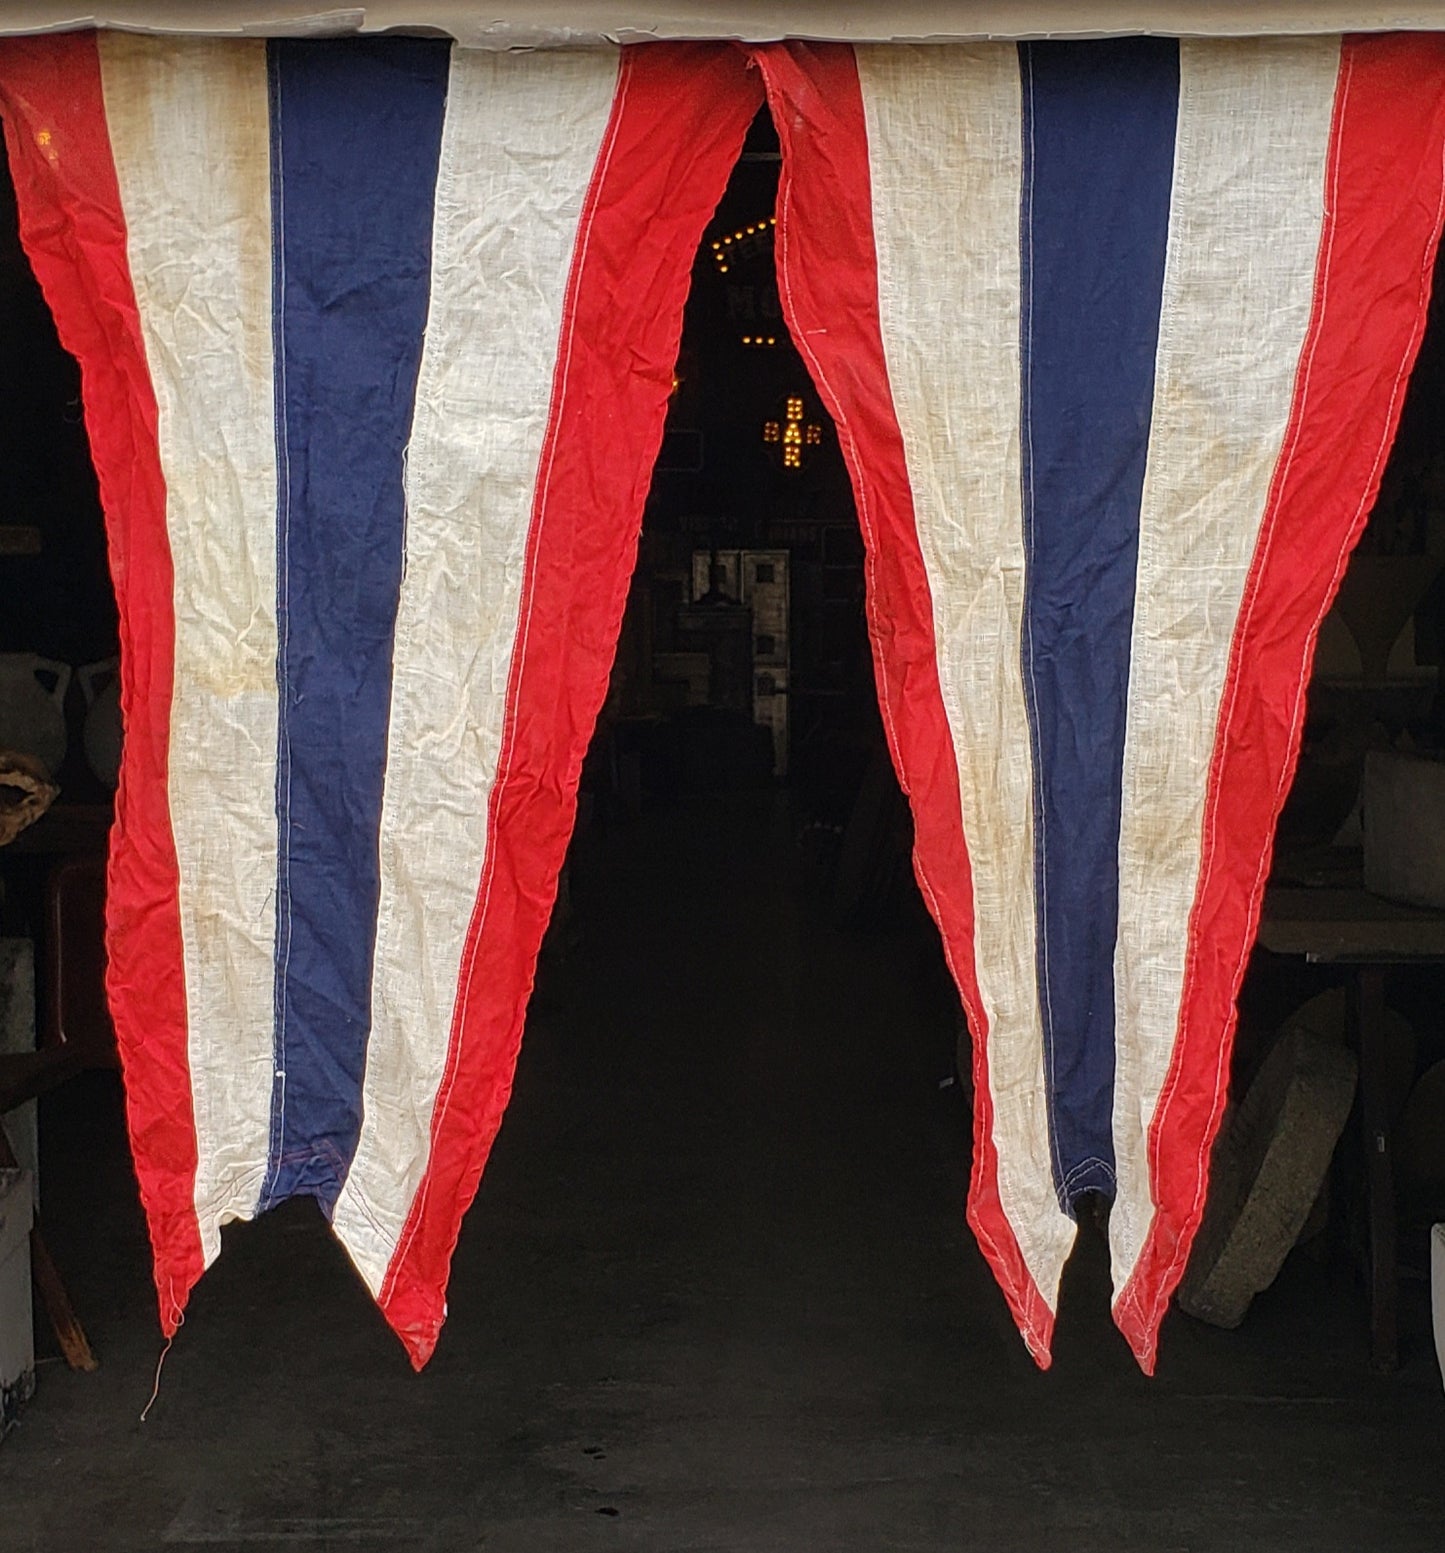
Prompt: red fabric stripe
<box><xmin>750</xmin><ymin>42</ymin><xmax>1056</xmax><ymax>1367</ymax></box>
<box><xmin>377</xmin><ymin>43</ymin><xmax>765</xmax><ymax>1368</ymax></box>
<box><xmin>0</xmin><ymin>36</ymin><xmax>201</xmax><ymax>1333</ymax></box>
<box><xmin>1113</xmin><ymin>33</ymin><xmax>1445</xmax><ymax>1373</ymax></box>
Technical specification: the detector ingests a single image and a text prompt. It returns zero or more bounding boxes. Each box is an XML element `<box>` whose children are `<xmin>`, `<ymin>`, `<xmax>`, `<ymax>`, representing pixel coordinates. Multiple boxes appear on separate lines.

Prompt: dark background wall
<box><xmin>0</xmin><ymin>143</ymin><xmax>117</xmax><ymax>667</ymax></box>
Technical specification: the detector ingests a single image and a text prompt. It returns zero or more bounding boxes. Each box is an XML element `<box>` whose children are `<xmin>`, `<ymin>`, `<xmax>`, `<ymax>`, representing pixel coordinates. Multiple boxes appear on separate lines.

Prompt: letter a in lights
<box><xmin>762</xmin><ymin>395</ymin><xmax>823</xmax><ymax>470</ymax></box>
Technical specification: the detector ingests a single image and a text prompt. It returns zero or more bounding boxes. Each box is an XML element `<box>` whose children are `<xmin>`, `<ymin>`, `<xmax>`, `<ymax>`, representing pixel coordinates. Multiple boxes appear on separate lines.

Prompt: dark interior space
<box><xmin>589</xmin><ymin>109</ymin><xmax>889</xmax><ymax>860</ymax></box>
<box><xmin>3</xmin><ymin>101</ymin><xmax>1445</xmax><ymax>1550</ymax></box>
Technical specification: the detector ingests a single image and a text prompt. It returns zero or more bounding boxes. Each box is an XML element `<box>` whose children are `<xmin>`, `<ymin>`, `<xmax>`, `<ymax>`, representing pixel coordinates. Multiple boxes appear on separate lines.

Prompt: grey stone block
<box><xmin>1363</xmin><ymin>750</ymin><xmax>1445</xmax><ymax>909</ymax></box>
<box><xmin>1179</xmin><ymin>1020</ymin><xmax>1358</xmax><ymax>1330</ymax></box>
<box><xmin>0</xmin><ymin>940</ymin><xmax>36</xmax><ymax>1213</ymax></box>
<box><xmin>1432</xmin><ymin>1224</ymin><xmax>1445</xmax><ymax>1395</ymax></box>
<box><xmin>0</xmin><ymin>1165</ymin><xmax>34</xmax><ymax>1440</ymax></box>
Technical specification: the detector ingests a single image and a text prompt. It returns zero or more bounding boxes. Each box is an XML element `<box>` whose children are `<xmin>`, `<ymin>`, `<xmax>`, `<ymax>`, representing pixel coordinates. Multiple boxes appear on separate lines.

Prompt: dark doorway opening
<box><xmin>578</xmin><ymin>106</ymin><xmax>919</xmax><ymax>934</ymax></box>
<box><xmin>0</xmin><ymin>157</ymin><xmax>119</xmax><ymax>804</ymax></box>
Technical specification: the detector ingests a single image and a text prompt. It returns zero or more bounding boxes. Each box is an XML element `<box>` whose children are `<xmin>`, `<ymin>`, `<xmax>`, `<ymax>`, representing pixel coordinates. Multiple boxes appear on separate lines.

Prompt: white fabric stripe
<box><xmin>858</xmin><ymin>44</ymin><xmax>1076</xmax><ymax>1314</ymax></box>
<box><xmin>99</xmin><ymin>36</ymin><xmax>280</xmax><ymax>1264</ymax></box>
<box><xmin>331</xmin><ymin>48</ymin><xmax>622</xmax><ymax>1294</ymax></box>
<box><xmin>1109</xmin><ymin>37</ymin><xmax>1340</xmax><ymax>1296</ymax></box>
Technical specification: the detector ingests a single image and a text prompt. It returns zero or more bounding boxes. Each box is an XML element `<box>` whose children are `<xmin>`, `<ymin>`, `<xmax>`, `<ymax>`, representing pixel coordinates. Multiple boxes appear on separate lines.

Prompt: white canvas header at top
<box><xmin>5</xmin><ymin>1</ymin><xmax>1445</xmax><ymax>46</ymax></box>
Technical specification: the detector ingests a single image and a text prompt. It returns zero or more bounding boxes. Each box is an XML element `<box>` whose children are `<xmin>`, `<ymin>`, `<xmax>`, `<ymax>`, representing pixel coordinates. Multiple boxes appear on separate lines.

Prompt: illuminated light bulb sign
<box><xmin>712</xmin><ymin>215</ymin><xmax>781</xmax><ymax>347</ymax></box>
<box><xmin>711</xmin><ymin>215</ymin><xmax>776</xmax><ymax>276</ymax></box>
<box><xmin>762</xmin><ymin>395</ymin><xmax>824</xmax><ymax>471</ymax></box>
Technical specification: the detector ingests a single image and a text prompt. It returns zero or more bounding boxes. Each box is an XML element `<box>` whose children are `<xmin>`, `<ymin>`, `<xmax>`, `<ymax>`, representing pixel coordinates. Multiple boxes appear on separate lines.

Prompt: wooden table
<box><xmin>1258</xmin><ymin>885</ymin><xmax>1445</xmax><ymax>1370</ymax></box>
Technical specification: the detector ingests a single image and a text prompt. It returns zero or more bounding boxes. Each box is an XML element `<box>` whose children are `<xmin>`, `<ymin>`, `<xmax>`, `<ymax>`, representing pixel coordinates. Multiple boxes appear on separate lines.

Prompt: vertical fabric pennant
<box><xmin>4</xmin><ymin>30</ymin><xmax>1445</xmax><ymax>1375</ymax></box>
<box><xmin>753</xmin><ymin>33</ymin><xmax>1445</xmax><ymax>1371</ymax></box>
<box><xmin>327</xmin><ymin>42</ymin><xmax>765</xmax><ymax>1366</ymax></box>
<box><xmin>0</xmin><ymin>34</ymin><xmax>763</xmax><ymax>1366</ymax></box>
<box><xmin>1112</xmin><ymin>34</ymin><xmax>1445</xmax><ymax>1369</ymax></box>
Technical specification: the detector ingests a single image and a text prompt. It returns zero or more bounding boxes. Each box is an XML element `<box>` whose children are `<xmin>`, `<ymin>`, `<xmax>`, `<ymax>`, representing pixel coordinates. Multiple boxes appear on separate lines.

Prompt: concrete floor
<box><xmin>3</xmin><ymin>794</ymin><xmax>1444</xmax><ymax>1551</ymax></box>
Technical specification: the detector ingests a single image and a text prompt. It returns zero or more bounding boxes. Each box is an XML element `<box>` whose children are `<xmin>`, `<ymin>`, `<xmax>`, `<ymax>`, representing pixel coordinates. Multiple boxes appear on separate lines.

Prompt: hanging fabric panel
<box><xmin>5</xmin><ymin>29</ymin><xmax>1445</xmax><ymax>1376</ymax></box>
<box><xmin>753</xmin><ymin>34</ymin><xmax>1445</xmax><ymax>1371</ymax></box>
<box><xmin>0</xmin><ymin>32</ymin><xmax>763</xmax><ymax>1368</ymax></box>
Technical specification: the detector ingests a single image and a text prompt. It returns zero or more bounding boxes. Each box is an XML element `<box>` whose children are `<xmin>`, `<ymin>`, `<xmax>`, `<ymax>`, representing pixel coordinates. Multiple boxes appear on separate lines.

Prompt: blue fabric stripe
<box><xmin>1017</xmin><ymin>39</ymin><xmax>1178</xmax><ymax>1210</ymax></box>
<box><xmin>260</xmin><ymin>37</ymin><xmax>450</xmax><ymax>1215</ymax></box>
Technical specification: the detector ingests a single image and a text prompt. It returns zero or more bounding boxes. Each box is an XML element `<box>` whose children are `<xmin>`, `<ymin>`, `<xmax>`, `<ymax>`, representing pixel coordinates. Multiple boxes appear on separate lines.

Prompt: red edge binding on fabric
<box><xmin>1113</xmin><ymin>33</ymin><xmax>1445</xmax><ymax>1374</ymax></box>
<box><xmin>375</xmin><ymin>43</ymin><xmax>766</xmax><ymax>1369</ymax></box>
<box><xmin>0</xmin><ymin>35</ymin><xmax>201</xmax><ymax>1336</ymax></box>
<box><xmin>750</xmin><ymin>40</ymin><xmax>1056</xmax><ymax>1369</ymax></box>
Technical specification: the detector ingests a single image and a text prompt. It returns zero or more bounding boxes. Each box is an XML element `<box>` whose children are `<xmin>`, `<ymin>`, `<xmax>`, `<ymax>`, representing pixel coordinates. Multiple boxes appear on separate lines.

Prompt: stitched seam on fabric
<box><xmin>781</xmin><ymin>161</ymin><xmax>907</xmax><ymax>776</ymax></box>
<box><xmin>351</xmin><ymin>43</ymin><xmax>466</xmax><ymax>1288</ymax></box>
<box><xmin>331</xmin><ymin>69</ymin><xmax>450</xmax><ymax>1223</ymax></box>
<box><xmin>1128</xmin><ymin>51</ymin><xmax>1350</xmax><ymax>1335</ymax></box>
<box><xmin>871</xmin><ymin>50</ymin><xmax>1050</xmax><ymax>1355</ymax></box>
<box><xmin>761</xmin><ymin>46</ymin><xmax>1054</xmax><ymax>1360</ymax></box>
<box><xmin>1016</xmin><ymin>48</ymin><xmax>1066</xmax><ymax>1202</ymax></box>
<box><xmin>1111</xmin><ymin>40</ymin><xmax>1196</xmax><ymax>1294</ymax></box>
<box><xmin>1060</xmin><ymin>1156</ymin><xmax>1116</xmax><ymax>1193</ymax></box>
<box><xmin>379</xmin><ymin>49</ymin><xmax>631</xmax><ymax>1311</ymax></box>
<box><xmin>1105</xmin><ymin>36</ymin><xmax>1199</xmax><ymax>1330</ymax></box>
<box><xmin>13</xmin><ymin>54</ymin><xmax>203</xmax><ymax>1316</ymax></box>
<box><xmin>1141</xmin><ymin>64</ymin><xmax>1445</xmax><ymax>1337</ymax></box>
<box><xmin>350</xmin><ymin>37</ymin><xmax>471</xmax><ymax>1296</ymax></box>
<box><xmin>921</xmin><ymin>867</ymin><xmax>1050</xmax><ymax>1357</ymax></box>
<box><xmin>1118</xmin><ymin>46</ymin><xmax>1444</xmax><ymax>1345</ymax></box>
<box><xmin>926</xmin><ymin>869</ymin><xmax>1050</xmax><ymax>1366</ymax></box>
<box><xmin>260</xmin><ymin>44</ymin><xmax>293</xmax><ymax>1215</ymax></box>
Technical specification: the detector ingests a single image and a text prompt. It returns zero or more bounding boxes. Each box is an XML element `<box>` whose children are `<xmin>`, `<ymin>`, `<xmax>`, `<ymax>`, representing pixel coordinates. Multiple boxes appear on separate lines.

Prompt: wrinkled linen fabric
<box><xmin>753</xmin><ymin>34</ymin><xmax>1445</xmax><ymax>1370</ymax></box>
<box><xmin>0</xmin><ymin>31</ymin><xmax>765</xmax><ymax>1367</ymax></box>
<box><xmin>1</xmin><ymin>31</ymin><xmax>1443</xmax><ymax>1371</ymax></box>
